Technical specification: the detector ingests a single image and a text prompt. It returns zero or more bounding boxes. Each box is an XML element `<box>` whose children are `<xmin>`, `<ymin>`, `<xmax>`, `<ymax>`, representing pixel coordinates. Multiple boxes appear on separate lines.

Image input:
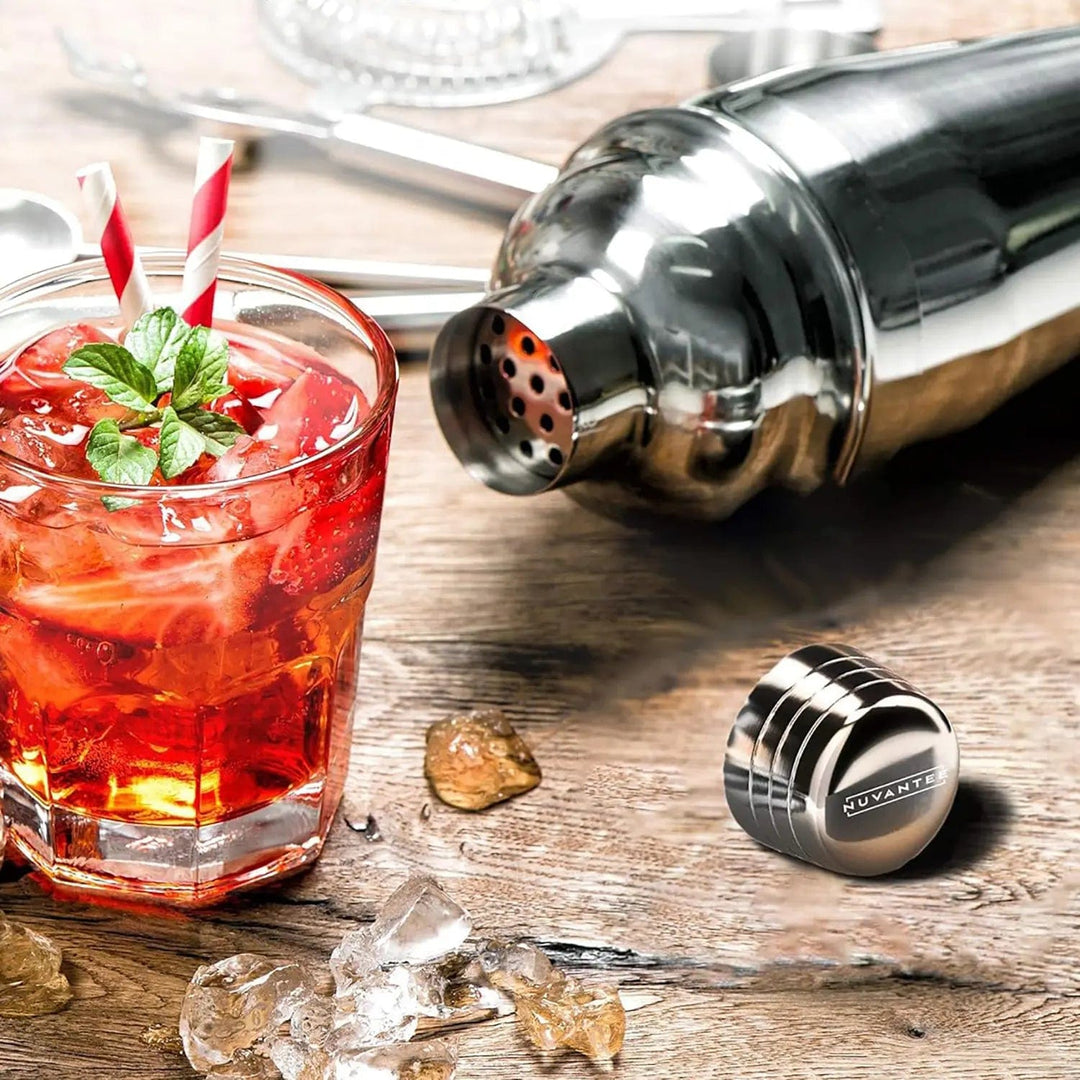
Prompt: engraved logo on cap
<box><xmin>842</xmin><ymin>767</ymin><xmax>949</xmax><ymax>818</ymax></box>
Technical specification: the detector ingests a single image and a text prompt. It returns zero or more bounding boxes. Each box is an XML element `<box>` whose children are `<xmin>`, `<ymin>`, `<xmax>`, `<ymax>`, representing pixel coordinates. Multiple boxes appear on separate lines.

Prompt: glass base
<box><xmin>3</xmin><ymin>771</ymin><xmax>333</xmax><ymax>906</ymax></box>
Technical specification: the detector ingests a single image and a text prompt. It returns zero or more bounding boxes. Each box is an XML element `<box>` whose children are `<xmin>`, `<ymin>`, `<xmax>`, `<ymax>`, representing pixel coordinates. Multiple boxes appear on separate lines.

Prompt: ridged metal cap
<box><xmin>725</xmin><ymin>644</ymin><xmax>959</xmax><ymax>876</ymax></box>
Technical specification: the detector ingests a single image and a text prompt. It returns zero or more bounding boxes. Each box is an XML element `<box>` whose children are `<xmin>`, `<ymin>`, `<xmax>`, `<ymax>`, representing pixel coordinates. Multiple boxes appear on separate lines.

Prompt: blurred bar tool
<box><xmin>430</xmin><ymin>28</ymin><xmax>1080</xmax><ymax>519</ymax></box>
<box><xmin>258</xmin><ymin>0</ymin><xmax>882</xmax><ymax>108</ymax></box>
<box><xmin>724</xmin><ymin>644</ymin><xmax>958</xmax><ymax>876</ymax></box>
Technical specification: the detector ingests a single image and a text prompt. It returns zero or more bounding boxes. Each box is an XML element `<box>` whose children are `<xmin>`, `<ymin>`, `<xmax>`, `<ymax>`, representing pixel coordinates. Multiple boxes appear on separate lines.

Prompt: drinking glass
<box><xmin>0</xmin><ymin>255</ymin><xmax>397</xmax><ymax>905</ymax></box>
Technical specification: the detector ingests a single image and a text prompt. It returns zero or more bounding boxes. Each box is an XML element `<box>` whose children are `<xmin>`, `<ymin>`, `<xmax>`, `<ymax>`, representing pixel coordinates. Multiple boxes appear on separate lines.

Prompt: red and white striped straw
<box><xmin>181</xmin><ymin>137</ymin><xmax>234</xmax><ymax>328</ymax></box>
<box><xmin>76</xmin><ymin>162</ymin><xmax>153</xmax><ymax>327</ymax></box>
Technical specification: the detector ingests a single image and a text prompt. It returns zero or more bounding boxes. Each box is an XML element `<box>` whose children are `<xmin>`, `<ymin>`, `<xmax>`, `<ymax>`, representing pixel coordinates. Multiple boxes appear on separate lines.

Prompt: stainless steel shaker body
<box><xmin>430</xmin><ymin>28</ymin><xmax>1080</xmax><ymax>519</ymax></box>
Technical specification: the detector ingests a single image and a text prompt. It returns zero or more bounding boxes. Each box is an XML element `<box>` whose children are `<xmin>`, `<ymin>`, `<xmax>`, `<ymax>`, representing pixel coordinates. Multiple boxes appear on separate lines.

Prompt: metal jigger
<box><xmin>724</xmin><ymin>645</ymin><xmax>959</xmax><ymax>876</ymax></box>
<box><xmin>430</xmin><ymin>27</ymin><xmax>1080</xmax><ymax>520</ymax></box>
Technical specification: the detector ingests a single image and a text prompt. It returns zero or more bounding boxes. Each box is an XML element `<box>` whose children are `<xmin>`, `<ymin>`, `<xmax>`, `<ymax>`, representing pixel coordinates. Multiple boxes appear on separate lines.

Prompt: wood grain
<box><xmin>2</xmin><ymin>1</ymin><xmax>1080</xmax><ymax>1077</ymax></box>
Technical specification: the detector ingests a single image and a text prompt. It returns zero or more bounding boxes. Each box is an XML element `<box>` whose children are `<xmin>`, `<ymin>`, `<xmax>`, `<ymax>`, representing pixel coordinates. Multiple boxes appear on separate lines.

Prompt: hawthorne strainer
<box><xmin>258</xmin><ymin>0</ymin><xmax>883</xmax><ymax>109</ymax></box>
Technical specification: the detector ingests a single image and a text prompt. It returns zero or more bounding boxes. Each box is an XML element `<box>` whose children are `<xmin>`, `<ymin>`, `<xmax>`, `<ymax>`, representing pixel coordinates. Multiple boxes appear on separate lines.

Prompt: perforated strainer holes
<box><xmin>471</xmin><ymin>309</ymin><xmax>574</xmax><ymax>481</ymax></box>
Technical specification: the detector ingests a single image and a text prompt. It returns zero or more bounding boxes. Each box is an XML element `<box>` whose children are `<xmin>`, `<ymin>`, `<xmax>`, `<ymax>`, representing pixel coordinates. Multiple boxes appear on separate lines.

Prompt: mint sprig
<box><xmin>63</xmin><ymin>307</ymin><xmax>246</xmax><ymax>495</ymax></box>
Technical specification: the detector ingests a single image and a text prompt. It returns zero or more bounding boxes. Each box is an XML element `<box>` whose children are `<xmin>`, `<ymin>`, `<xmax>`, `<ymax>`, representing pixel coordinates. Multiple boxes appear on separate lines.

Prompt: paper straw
<box><xmin>76</xmin><ymin>162</ymin><xmax>153</xmax><ymax>327</ymax></box>
<box><xmin>181</xmin><ymin>137</ymin><xmax>234</xmax><ymax>327</ymax></box>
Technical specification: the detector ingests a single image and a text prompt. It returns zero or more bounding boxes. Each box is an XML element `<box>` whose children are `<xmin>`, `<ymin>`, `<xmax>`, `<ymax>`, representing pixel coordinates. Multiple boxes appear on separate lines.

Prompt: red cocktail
<box><xmin>0</xmin><ymin>256</ymin><xmax>396</xmax><ymax>904</ymax></box>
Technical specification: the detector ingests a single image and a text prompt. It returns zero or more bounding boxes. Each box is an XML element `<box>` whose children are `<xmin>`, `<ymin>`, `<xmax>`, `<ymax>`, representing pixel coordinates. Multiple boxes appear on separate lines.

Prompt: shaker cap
<box><xmin>724</xmin><ymin>644</ymin><xmax>959</xmax><ymax>876</ymax></box>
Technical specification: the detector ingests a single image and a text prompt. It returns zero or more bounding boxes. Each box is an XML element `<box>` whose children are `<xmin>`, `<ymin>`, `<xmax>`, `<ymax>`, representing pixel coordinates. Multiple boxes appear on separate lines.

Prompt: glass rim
<box><xmin>0</xmin><ymin>254</ymin><xmax>398</xmax><ymax>501</ymax></box>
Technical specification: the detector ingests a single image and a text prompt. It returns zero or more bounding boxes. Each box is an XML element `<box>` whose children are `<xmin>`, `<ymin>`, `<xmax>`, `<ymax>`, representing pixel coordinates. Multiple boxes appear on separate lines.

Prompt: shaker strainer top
<box><xmin>257</xmin><ymin>0</ymin><xmax>585</xmax><ymax>109</ymax></box>
<box><xmin>470</xmin><ymin>309</ymin><xmax>573</xmax><ymax>483</ymax></box>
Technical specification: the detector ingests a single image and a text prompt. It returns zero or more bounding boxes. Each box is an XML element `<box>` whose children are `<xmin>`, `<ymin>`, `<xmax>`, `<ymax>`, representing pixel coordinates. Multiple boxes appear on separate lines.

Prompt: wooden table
<box><xmin>3</xmin><ymin>2</ymin><xmax>1079</xmax><ymax>1077</ymax></box>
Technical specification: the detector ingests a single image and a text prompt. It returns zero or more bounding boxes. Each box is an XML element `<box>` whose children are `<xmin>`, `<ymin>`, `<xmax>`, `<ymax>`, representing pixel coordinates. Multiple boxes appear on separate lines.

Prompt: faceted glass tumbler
<box><xmin>0</xmin><ymin>256</ymin><xmax>397</xmax><ymax>905</ymax></box>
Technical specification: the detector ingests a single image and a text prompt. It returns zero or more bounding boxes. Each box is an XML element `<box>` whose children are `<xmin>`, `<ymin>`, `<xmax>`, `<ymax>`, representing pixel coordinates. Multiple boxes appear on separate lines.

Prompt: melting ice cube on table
<box><xmin>0</xmin><ymin>912</ymin><xmax>73</xmax><ymax>1017</ymax></box>
<box><xmin>477</xmin><ymin>939</ymin><xmax>553</xmax><ymax>995</ymax></box>
<box><xmin>513</xmin><ymin>972</ymin><xmax>626</xmax><ymax>1061</ymax></box>
<box><xmin>331</xmin><ymin>965</ymin><xmax>430</xmax><ymax>1051</ymax></box>
<box><xmin>423</xmin><ymin>709</ymin><xmax>542</xmax><ymax>811</ymax></box>
<box><xmin>331</xmin><ymin>876</ymin><xmax>472</xmax><ymax>982</ymax></box>
<box><xmin>180</xmin><ymin>954</ymin><xmax>316</xmax><ymax>1072</ymax></box>
<box><xmin>179</xmin><ymin>874</ymin><xmax>627</xmax><ymax>1077</ymax></box>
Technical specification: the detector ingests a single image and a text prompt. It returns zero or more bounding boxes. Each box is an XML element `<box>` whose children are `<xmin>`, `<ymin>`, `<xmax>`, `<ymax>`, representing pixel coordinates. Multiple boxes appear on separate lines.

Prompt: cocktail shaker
<box><xmin>430</xmin><ymin>28</ymin><xmax>1080</xmax><ymax>519</ymax></box>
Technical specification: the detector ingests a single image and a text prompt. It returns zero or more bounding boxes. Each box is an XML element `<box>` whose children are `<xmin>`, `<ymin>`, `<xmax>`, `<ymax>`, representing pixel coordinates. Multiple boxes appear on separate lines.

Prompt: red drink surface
<box><xmin>0</xmin><ymin>320</ymin><xmax>390</xmax><ymax>897</ymax></box>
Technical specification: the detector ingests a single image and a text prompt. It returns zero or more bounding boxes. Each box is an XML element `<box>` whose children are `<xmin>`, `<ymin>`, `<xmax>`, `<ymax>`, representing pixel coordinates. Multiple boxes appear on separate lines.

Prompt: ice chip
<box><xmin>180</xmin><ymin>953</ymin><xmax>314</xmax><ymax>1072</ymax></box>
<box><xmin>514</xmin><ymin>972</ymin><xmax>626</xmax><ymax>1061</ymax></box>
<box><xmin>0</xmin><ymin>913</ymin><xmax>73</xmax><ymax>1017</ymax></box>
<box><xmin>369</xmin><ymin>876</ymin><xmax>472</xmax><ymax>966</ymax></box>
<box><xmin>332</xmin><ymin>965</ymin><xmax>428</xmax><ymax>1051</ymax></box>
<box><xmin>260</xmin><ymin>986</ymin><xmax>334</xmax><ymax>1079</ymax></box>
<box><xmin>268</xmin><ymin>1034</ymin><xmax>330</xmax><ymax>1080</ymax></box>
<box><xmin>290</xmin><ymin>991</ymin><xmax>335</xmax><ymax>1043</ymax></box>
<box><xmin>207</xmin><ymin>1046</ymin><xmax>281</xmax><ymax>1079</ymax></box>
<box><xmin>330</xmin><ymin>1039</ymin><xmax>457</xmax><ymax>1080</ymax></box>
<box><xmin>329</xmin><ymin>928</ymin><xmax>378</xmax><ymax>991</ymax></box>
<box><xmin>414</xmin><ymin>953</ymin><xmax>514</xmax><ymax>1031</ymax></box>
<box><xmin>477</xmin><ymin>939</ymin><xmax>553</xmax><ymax>996</ymax></box>
<box><xmin>424</xmin><ymin>709</ymin><xmax>541</xmax><ymax>810</ymax></box>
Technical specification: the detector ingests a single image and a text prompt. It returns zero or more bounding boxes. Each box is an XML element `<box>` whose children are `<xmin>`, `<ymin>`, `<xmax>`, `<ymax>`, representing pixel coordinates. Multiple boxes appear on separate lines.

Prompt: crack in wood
<box><xmin>533</xmin><ymin>941</ymin><xmax>1067</xmax><ymax>996</ymax></box>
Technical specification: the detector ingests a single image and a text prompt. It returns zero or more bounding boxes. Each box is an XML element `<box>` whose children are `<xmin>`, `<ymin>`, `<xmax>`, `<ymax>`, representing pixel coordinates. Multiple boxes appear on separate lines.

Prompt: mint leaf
<box><xmin>180</xmin><ymin>408</ymin><xmax>246</xmax><ymax>458</ymax></box>
<box><xmin>199</xmin><ymin>329</ymin><xmax>231</xmax><ymax>394</ymax></box>
<box><xmin>102</xmin><ymin>495</ymin><xmax>140</xmax><ymax>512</ymax></box>
<box><xmin>158</xmin><ymin>406</ymin><xmax>207</xmax><ymax>479</ymax></box>
<box><xmin>63</xmin><ymin>344</ymin><xmax>158</xmax><ymax>413</ymax></box>
<box><xmin>125</xmin><ymin>308</ymin><xmax>193</xmax><ymax>392</ymax></box>
<box><xmin>85</xmin><ymin>419</ymin><xmax>158</xmax><ymax>486</ymax></box>
<box><xmin>172</xmin><ymin>326</ymin><xmax>231</xmax><ymax>410</ymax></box>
